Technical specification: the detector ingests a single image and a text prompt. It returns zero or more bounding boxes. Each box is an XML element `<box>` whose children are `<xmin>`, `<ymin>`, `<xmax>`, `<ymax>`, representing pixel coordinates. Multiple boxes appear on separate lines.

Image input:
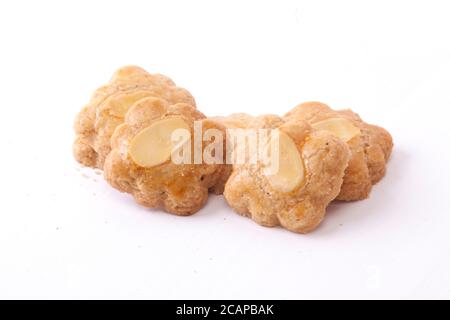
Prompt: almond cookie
<box><xmin>103</xmin><ymin>97</ymin><xmax>228</xmax><ymax>215</ymax></box>
<box><xmin>284</xmin><ymin>102</ymin><xmax>393</xmax><ymax>201</ymax></box>
<box><xmin>73</xmin><ymin>66</ymin><xmax>196</xmax><ymax>169</ymax></box>
<box><xmin>223</xmin><ymin>115</ymin><xmax>350</xmax><ymax>234</ymax></box>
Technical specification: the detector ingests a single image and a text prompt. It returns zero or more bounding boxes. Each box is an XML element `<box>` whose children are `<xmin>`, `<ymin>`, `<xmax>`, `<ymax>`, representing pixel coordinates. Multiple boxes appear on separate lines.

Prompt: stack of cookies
<box><xmin>73</xmin><ymin>66</ymin><xmax>393</xmax><ymax>234</ymax></box>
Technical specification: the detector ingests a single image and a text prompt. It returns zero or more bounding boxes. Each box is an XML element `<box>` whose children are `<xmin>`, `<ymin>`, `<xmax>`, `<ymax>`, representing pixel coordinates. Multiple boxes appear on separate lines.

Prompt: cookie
<box><xmin>223</xmin><ymin>115</ymin><xmax>350</xmax><ymax>233</ymax></box>
<box><xmin>103</xmin><ymin>97</ymin><xmax>228</xmax><ymax>215</ymax></box>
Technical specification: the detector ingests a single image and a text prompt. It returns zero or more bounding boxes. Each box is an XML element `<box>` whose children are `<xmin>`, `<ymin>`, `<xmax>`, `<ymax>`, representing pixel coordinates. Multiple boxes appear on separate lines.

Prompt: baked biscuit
<box><xmin>223</xmin><ymin>115</ymin><xmax>350</xmax><ymax>233</ymax></box>
<box><xmin>284</xmin><ymin>102</ymin><xmax>393</xmax><ymax>201</ymax></box>
<box><xmin>211</xmin><ymin>113</ymin><xmax>254</xmax><ymax>129</ymax></box>
<box><xmin>73</xmin><ymin>66</ymin><xmax>196</xmax><ymax>169</ymax></box>
<box><xmin>103</xmin><ymin>97</ymin><xmax>228</xmax><ymax>215</ymax></box>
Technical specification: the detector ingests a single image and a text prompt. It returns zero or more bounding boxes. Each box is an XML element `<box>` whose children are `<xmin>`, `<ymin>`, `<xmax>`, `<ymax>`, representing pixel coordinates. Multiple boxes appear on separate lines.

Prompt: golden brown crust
<box><xmin>73</xmin><ymin>66</ymin><xmax>196</xmax><ymax>169</ymax></box>
<box><xmin>284</xmin><ymin>102</ymin><xmax>393</xmax><ymax>201</ymax></box>
<box><xmin>103</xmin><ymin>97</ymin><xmax>228</xmax><ymax>216</ymax></box>
<box><xmin>223</xmin><ymin>115</ymin><xmax>350</xmax><ymax>234</ymax></box>
<box><xmin>210</xmin><ymin>113</ymin><xmax>254</xmax><ymax>129</ymax></box>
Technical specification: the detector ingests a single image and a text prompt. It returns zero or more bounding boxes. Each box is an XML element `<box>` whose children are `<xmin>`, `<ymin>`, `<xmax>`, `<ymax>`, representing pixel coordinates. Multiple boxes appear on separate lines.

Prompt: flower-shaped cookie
<box><xmin>103</xmin><ymin>97</ymin><xmax>228</xmax><ymax>215</ymax></box>
<box><xmin>73</xmin><ymin>66</ymin><xmax>196</xmax><ymax>169</ymax></box>
<box><xmin>223</xmin><ymin>115</ymin><xmax>350</xmax><ymax>234</ymax></box>
<box><xmin>284</xmin><ymin>102</ymin><xmax>393</xmax><ymax>201</ymax></box>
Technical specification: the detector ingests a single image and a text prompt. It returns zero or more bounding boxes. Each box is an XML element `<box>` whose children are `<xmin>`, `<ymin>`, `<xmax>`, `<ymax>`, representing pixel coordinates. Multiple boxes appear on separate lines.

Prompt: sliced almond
<box><xmin>108</xmin><ymin>90</ymin><xmax>155</xmax><ymax>118</ymax></box>
<box><xmin>312</xmin><ymin>117</ymin><xmax>360</xmax><ymax>142</ymax></box>
<box><xmin>264</xmin><ymin>131</ymin><xmax>305</xmax><ymax>193</ymax></box>
<box><xmin>129</xmin><ymin>117</ymin><xmax>190</xmax><ymax>167</ymax></box>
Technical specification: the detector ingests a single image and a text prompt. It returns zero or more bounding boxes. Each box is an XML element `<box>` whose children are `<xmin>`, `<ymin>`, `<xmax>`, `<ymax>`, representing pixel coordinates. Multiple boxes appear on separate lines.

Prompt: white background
<box><xmin>0</xmin><ymin>0</ymin><xmax>449</xmax><ymax>299</ymax></box>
